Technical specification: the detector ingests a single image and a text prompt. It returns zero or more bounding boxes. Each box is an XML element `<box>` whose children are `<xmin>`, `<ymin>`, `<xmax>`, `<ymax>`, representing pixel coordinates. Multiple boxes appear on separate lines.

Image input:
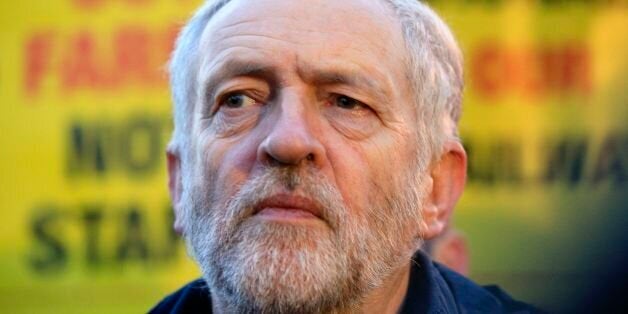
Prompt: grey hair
<box><xmin>385</xmin><ymin>0</ymin><xmax>464</xmax><ymax>164</ymax></box>
<box><xmin>168</xmin><ymin>0</ymin><xmax>232</xmax><ymax>158</ymax></box>
<box><xmin>168</xmin><ymin>0</ymin><xmax>463</xmax><ymax>164</ymax></box>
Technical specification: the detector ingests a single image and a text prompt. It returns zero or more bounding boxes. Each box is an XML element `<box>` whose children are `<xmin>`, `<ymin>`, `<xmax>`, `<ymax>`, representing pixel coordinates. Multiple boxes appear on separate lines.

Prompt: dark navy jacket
<box><xmin>150</xmin><ymin>251</ymin><xmax>541</xmax><ymax>313</ymax></box>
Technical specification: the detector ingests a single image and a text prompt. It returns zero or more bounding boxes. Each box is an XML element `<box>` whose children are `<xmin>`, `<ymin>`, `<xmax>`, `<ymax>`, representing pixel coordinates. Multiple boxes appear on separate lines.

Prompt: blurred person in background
<box><xmin>423</xmin><ymin>227</ymin><xmax>470</xmax><ymax>276</ymax></box>
<box><xmin>152</xmin><ymin>0</ymin><xmax>540</xmax><ymax>313</ymax></box>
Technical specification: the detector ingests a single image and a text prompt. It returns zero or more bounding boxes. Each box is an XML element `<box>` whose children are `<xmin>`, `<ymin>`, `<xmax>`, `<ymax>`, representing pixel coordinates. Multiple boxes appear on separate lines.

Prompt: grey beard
<box><xmin>181</xmin><ymin>165</ymin><xmax>425</xmax><ymax>313</ymax></box>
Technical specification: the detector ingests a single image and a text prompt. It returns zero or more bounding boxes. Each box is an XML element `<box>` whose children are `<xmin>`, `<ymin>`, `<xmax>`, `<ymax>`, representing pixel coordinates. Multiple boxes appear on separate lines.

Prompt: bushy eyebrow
<box><xmin>298</xmin><ymin>63</ymin><xmax>392</xmax><ymax>103</ymax></box>
<box><xmin>202</xmin><ymin>59</ymin><xmax>279</xmax><ymax>109</ymax></box>
<box><xmin>200</xmin><ymin>58</ymin><xmax>392</xmax><ymax>113</ymax></box>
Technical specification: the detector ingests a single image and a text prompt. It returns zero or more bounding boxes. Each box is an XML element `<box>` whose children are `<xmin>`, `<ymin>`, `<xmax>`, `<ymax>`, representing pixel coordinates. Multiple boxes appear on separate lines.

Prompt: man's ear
<box><xmin>421</xmin><ymin>140</ymin><xmax>467</xmax><ymax>240</ymax></box>
<box><xmin>167</xmin><ymin>148</ymin><xmax>185</xmax><ymax>235</ymax></box>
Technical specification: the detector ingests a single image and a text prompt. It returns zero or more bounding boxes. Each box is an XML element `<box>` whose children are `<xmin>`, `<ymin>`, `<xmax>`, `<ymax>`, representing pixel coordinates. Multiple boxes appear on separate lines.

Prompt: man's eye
<box><xmin>334</xmin><ymin>95</ymin><xmax>365</xmax><ymax>110</ymax></box>
<box><xmin>222</xmin><ymin>93</ymin><xmax>257</xmax><ymax>108</ymax></box>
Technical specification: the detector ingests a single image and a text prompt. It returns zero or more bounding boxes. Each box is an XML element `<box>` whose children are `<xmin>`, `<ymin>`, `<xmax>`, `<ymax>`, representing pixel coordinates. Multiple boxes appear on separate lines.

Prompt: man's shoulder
<box><xmin>149</xmin><ymin>279</ymin><xmax>212</xmax><ymax>314</ymax></box>
<box><xmin>148</xmin><ymin>259</ymin><xmax>542</xmax><ymax>314</ymax></box>
<box><xmin>401</xmin><ymin>251</ymin><xmax>542</xmax><ymax>314</ymax></box>
<box><xmin>434</xmin><ymin>262</ymin><xmax>543</xmax><ymax>314</ymax></box>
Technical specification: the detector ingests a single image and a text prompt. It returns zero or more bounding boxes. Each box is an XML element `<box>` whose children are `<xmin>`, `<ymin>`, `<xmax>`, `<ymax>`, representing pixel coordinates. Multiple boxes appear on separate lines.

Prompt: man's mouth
<box><xmin>253</xmin><ymin>194</ymin><xmax>324</xmax><ymax>223</ymax></box>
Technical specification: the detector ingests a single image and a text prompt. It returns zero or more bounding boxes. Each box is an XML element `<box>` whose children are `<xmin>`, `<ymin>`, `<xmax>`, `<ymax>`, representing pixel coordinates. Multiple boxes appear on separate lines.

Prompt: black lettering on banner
<box><xmin>544</xmin><ymin>137</ymin><xmax>587</xmax><ymax>185</ymax></box>
<box><xmin>116</xmin><ymin>205</ymin><xmax>149</xmax><ymax>262</ymax></box>
<box><xmin>466</xmin><ymin>138</ymin><xmax>523</xmax><ymax>185</ymax></box>
<box><xmin>67</xmin><ymin>121</ymin><xmax>111</xmax><ymax>176</ymax></box>
<box><xmin>66</xmin><ymin>113</ymin><xmax>167</xmax><ymax>178</ymax></box>
<box><xmin>82</xmin><ymin>204</ymin><xmax>103</xmax><ymax>266</ymax></box>
<box><xmin>28</xmin><ymin>201</ymin><xmax>181</xmax><ymax>275</ymax></box>
<box><xmin>160</xmin><ymin>204</ymin><xmax>179</xmax><ymax>260</ymax></box>
<box><xmin>119</xmin><ymin>115</ymin><xmax>162</xmax><ymax>176</ymax></box>
<box><xmin>29</xmin><ymin>206</ymin><xmax>67</xmax><ymax>273</ymax></box>
<box><xmin>592</xmin><ymin>134</ymin><xmax>627</xmax><ymax>185</ymax></box>
<box><xmin>466</xmin><ymin>133</ymin><xmax>627</xmax><ymax>187</ymax></box>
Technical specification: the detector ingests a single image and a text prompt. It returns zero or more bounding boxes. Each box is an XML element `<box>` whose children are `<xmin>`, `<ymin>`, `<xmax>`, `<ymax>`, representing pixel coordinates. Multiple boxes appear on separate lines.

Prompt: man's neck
<box><xmin>359</xmin><ymin>261</ymin><xmax>411</xmax><ymax>314</ymax></box>
<box><xmin>210</xmin><ymin>262</ymin><xmax>412</xmax><ymax>314</ymax></box>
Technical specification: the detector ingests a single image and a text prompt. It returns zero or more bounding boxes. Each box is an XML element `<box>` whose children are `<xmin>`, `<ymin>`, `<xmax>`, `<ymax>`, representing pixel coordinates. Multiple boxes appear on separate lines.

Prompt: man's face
<box><xmin>179</xmin><ymin>0</ymin><xmax>430</xmax><ymax>311</ymax></box>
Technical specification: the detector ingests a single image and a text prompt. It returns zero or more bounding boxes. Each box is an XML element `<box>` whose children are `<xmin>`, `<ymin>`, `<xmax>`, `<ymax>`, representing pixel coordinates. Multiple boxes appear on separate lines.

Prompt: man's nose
<box><xmin>257</xmin><ymin>95</ymin><xmax>325</xmax><ymax>167</ymax></box>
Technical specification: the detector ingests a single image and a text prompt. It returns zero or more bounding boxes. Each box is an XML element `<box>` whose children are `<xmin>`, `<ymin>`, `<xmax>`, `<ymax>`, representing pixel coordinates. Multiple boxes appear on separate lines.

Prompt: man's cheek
<box><xmin>196</xmin><ymin>137</ymin><xmax>230</xmax><ymax>176</ymax></box>
<box><xmin>205</xmin><ymin>150</ymin><xmax>250</xmax><ymax>208</ymax></box>
<box><xmin>329</xmin><ymin>153</ymin><xmax>372</xmax><ymax>215</ymax></box>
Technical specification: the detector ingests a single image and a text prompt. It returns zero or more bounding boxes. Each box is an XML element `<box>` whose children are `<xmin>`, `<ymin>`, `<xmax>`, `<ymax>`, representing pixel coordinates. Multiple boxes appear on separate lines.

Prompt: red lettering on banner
<box><xmin>23</xmin><ymin>25</ymin><xmax>178</xmax><ymax>98</ymax></box>
<box><xmin>472</xmin><ymin>43</ymin><xmax>508</xmax><ymax>97</ymax></box>
<box><xmin>560</xmin><ymin>45</ymin><xmax>591</xmax><ymax>94</ymax></box>
<box><xmin>114</xmin><ymin>27</ymin><xmax>154</xmax><ymax>85</ymax></box>
<box><xmin>74</xmin><ymin>0</ymin><xmax>103</xmax><ymax>9</ymax></box>
<box><xmin>25</xmin><ymin>33</ymin><xmax>54</xmax><ymax>97</ymax></box>
<box><xmin>164</xmin><ymin>25</ymin><xmax>179</xmax><ymax>58</ymax></box>
<box><xmin>471</xmin><ymin>43</ymin><xmax>591</xmax><ymax>100</ymax></box>
<box><xmin>73</xmin><ymin>0</ymin><xmax>152</xmax><ymax>10</ymax></box>
<box><xmin>62</xmin><ymin>32</ymin><xmax>102</xmax><ymax>91</ymax></box>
